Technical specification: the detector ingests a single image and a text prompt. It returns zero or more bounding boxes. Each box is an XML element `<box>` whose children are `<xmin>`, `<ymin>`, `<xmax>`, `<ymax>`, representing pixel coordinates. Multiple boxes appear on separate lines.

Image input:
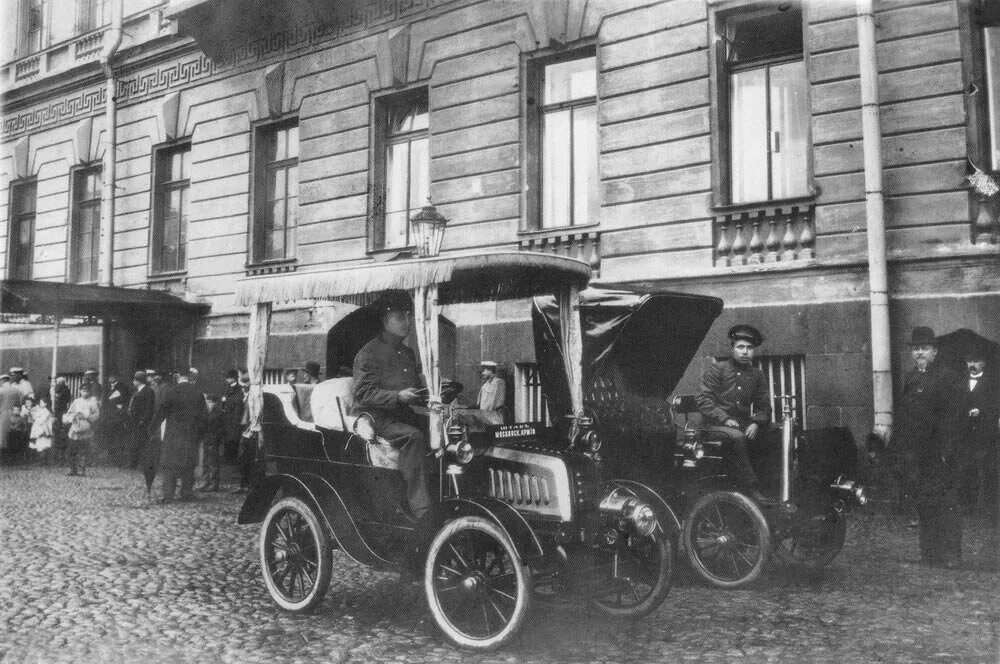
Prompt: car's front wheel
<box><xmin>772</xmin><ymin>507</ymin><xmax>847</xmax><ymax>568</ymax></box>
<box><xmin>424</xmin><ymin>516</ymin><xmax>531</xmax><ymax>650</ymax></box>
<box><xmin>683</xmin><ymin>490</ymin><xmax>770</xmax><ymax>588</ymax></box>
<box><xmin>259</xmin><ymin>496</ymin><xmax>333</xmax><ymax>612</ymax></box>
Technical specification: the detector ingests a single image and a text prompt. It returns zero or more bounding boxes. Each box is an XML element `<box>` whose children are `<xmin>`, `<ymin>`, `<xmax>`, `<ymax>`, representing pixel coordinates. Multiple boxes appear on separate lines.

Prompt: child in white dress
<box><xmin>30</xmin><ymin>395</ymin><xmax>55</xmax><ymax>464</ymax></box>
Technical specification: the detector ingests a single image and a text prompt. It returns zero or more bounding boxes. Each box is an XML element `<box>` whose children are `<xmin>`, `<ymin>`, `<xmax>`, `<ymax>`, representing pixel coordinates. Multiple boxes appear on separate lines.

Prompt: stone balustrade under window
<box><xmin>518</xmin><ymin>229</ymin><xmax>601</xmax><ymax>277</ymax></box>
<box><xmin>714</xmin><ymin>204</ymin><xmax>815</xmax><ymax>266</ymax></box>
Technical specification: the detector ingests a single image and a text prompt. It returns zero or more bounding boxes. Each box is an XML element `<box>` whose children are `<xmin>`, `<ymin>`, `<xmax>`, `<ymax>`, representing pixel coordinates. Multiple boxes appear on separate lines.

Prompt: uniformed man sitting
<box><xmin>696</xmin><ymin>324</ymin><xmax>776</xmax><ymax>505</ymax></box>
<box><xmin>351</xmin><ymin>293</ymin><xmax>432</xmax><ymax>519</ymax></box>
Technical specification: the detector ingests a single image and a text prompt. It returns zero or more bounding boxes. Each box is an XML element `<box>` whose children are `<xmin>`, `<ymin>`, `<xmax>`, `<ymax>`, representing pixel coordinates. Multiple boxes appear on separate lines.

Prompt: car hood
<box><xmin>532</xmin><ymin>288</ymin><xmax>723</xmax><ymax>418</ymax></box>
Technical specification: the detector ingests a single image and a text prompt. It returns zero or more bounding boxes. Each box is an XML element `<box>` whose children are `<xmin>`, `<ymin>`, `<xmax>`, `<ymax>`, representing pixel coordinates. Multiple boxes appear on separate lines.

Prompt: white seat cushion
<box><xmin>310</xmin><ymin>377</ymin><xmax>359</xmax><ymax>431</ymax></box>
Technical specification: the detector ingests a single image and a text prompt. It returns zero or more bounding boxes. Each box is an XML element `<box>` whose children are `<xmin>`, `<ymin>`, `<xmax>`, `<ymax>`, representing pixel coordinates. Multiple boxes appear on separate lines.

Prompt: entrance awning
<box><xmin>0</xmin><ymin>280</ymin><xmax>209</xmax><ymax>319</ymax></box>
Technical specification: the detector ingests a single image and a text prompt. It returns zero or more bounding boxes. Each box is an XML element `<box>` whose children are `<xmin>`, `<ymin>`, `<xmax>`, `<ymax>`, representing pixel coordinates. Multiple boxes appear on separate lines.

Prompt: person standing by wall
<box><xmin>52</xmin><ymin>376</ymin><xmax>71</xmax><ymax>466</ymax></box>
<box><xmin>63</xmin><ymin>383</ymin><xmax>100</xmax><ymax>477</ymax></box>
<box><xmin>895</xmin><ymin>327</ymin><xmax>964</xmax><ymax>568</ymax></box>
<box><xmin>958</xmin><ymin>346</ymin><xmax>999</xmax><ymax>516</ymax></box>
<box><xmin>198</xmin><ymin>394</ymin><xmax>225</xmax><ymax>492</ymax></box>
<box><xmin>220</xmin><ymin>369</ymin><xmax>244</xmax><ymax>468</ymax></box>
<box><xmin>151</xmin><ymin>368</ymin><xmax>206</xmax><ymax>503</ymax></box>
<box><xmin>0</xmin><ymin>374</ymin><xmax>19</xmax><ymax>459</ymax></box>
<box><xmin>476</xmin><ymin>360</ymin><xmax>507</xmax><ymax>424</ymax></box>
<box><xmin>127</xmin><ymin>371</ymin><xmax>155</xmax><ymax>472</ymax></box>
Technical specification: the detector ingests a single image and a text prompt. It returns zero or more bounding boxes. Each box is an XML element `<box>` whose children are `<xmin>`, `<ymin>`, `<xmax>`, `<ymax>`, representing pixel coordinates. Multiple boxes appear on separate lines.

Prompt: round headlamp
<box><xmin>582</xmin><ymin>429</ymin><xmax>602</xmax><ymax>453</ymax></box>
<box><xmin>629</xmin><ymin>503</ymin><xmax>658</xmax><ymax>537</ymax></box>
<box><xmin>853</xmin><ymin>484</ymin><xmax>867</xmax><ymax>506</ymax></box>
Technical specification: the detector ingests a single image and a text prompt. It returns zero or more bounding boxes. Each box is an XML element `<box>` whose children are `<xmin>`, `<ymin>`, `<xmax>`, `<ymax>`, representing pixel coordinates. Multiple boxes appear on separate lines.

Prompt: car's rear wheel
<box><xmin>684</xmin><ymin>491</ymin><xmax>770</xmax><ymax>588</ymax></box>
<box><xmin>772</xmin><ymin>507</ymin><xmax>847</xmax><ymax>568</ymax></box>
<box><xmin>259</xmin><ymin>496</ymin><xmax>332</xmax><ymax>612</ymax></box>
<box><xmin>424</xmin><ymin>516</ymin><xmax>531</xmax><ymax>650</ymax></box>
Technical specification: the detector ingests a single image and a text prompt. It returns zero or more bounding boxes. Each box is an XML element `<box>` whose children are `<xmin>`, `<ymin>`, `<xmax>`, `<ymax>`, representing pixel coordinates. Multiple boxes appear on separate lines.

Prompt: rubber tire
<box><xmin>259</xmin><ymin>496</ymin><xmax>333</xmax><ymax>612</ymax></box>
<box><xmin>588</xmin><ymin>530</ymin><xmax>675</xmax><ymax>619</ymax></box>
<box><xmin>424</xmin><ymin>516</ymin><xmax>531</xmax><ymax>651</ymax></box>
<box><xmin>772</xmin><ymin>508</ymin><xmax>847</xmax><ymax>569</ymax></box>
<box><xmin>683</xmin><ymin>491</ymin><xmax>771</xmax><ymax>589</ymax></box>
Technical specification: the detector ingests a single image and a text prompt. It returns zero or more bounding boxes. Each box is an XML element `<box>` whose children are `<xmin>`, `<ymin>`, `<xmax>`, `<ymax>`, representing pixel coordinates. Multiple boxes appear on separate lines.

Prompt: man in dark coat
<box><xmin>151</xmin><ymin>368</ymin><xmax>206</xmax><ymax>503</ymax></box>
<box><xmin>104</xmin><ymin>372</ymin><xmax>130</xmax><ymax>464</ymax></box>
<box><xmin>895</xmin><ymin>326</ymin><xmax>964</xmax><ymax>567</ymax></box>
<box><xmin>220</xmin><ymin>370</ymin><xmax>243</xmax><ymax>462</ymax></box>
<box><xmin>696</xmin><ymin>324</ymin><xmax>775</xmax><ymax>505</ymax></box>
<box><xmin>127</xmin><ymin>371</ymin><xmax>155</xmax><ymax>472</ymax></box>
<box><xmin>352</xmin><ymin>293</ymin><xmax>431</xmax><ymax>518</ymax></box>
<box><xmin>958</xmin><ymin>346</ymin><xmax>999</xmax><ymax>515</ymax></box>
<box><xmin>52</xmin><ymin>376</ymin><xmax>71</xmax><ymax>464</ymax></box>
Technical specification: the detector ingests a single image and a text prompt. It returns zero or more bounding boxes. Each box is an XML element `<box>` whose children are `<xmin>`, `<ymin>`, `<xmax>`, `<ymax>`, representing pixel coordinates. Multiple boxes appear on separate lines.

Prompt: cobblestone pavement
<box><xmin>2</xmin><ymin>465</ymin><xmax>999</xmax><ymax>664</ymax></box>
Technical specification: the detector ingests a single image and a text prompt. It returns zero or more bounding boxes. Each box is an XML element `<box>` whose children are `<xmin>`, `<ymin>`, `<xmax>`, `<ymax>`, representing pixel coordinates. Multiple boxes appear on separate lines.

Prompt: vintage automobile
<box><xmin>233</xmin><ymin>252</ymin><xmax>679</xmax><ymax>650</ymax></box>
<box><xmin>533</xmin><ymin>288</ymin><xmax>868</xmax><ymax>588</ymax></box>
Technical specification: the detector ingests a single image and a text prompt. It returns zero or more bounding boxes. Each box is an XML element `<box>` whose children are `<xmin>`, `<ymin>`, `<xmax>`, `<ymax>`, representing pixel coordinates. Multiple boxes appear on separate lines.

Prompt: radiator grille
<box><xmin>489</xmin><ymin>469</ymin><xmax>552</xmax><ymax>507</ymax></box>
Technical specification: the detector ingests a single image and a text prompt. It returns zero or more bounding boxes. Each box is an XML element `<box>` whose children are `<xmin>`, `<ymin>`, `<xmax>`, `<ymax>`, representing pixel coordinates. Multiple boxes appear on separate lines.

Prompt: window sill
<box><xmin>246</xmin><ymin>259</ymin><xmax>298</xmax><ymax>276</ymax></box>
<box><xmin>147</xmin><ymin>270</ymin><xmax>187</xmax><ymax>284</ymax></box>
<box><xmin>711</xmin><ymin>194</ymin><xmax>817</xmax><ymax>217</ymax></box>
<box><xmin>366</xmin><ymin>246</ymin><xmax>416</xmax><ymax>262</ymax></box>
<box><xmin>517</xmin><ymin>223</ymin><xmax>600</xmax><ymax>240</ymax></box>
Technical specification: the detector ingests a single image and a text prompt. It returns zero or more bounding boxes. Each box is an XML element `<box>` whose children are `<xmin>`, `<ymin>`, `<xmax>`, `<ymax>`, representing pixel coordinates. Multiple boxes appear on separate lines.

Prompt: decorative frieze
<box><xmin>2</xmin><ymin>0</ymin><xmax>461</xmax><ymax>141</ymax></box>
<box><xmin>519</xmin><ymin>230</ymin><xmax>601</xmax><ymax>277</ymax></box>
<box><xmin>714</xmin><ymin>205</ymin><xmax>815</xmax><ymax>266</ymax></box>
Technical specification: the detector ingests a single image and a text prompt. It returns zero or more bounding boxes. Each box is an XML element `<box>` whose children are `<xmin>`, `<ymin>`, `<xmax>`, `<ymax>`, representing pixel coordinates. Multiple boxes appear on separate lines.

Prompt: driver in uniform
<box><xmin>696</xmin><ymin>324</ymin><xmax>776</xmax><ymax>505</ymax></box>
<box><xmin>352</xmin><ymin>293</ymin><xmax>432</xmax><ymax>520</ymax></box>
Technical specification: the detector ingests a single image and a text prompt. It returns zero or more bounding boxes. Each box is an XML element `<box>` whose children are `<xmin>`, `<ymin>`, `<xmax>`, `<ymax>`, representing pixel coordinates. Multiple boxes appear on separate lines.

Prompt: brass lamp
<box><xmin>410</xmin><ymin>201</ymin><xmax>449</xmax><ymax>257</ymax></box>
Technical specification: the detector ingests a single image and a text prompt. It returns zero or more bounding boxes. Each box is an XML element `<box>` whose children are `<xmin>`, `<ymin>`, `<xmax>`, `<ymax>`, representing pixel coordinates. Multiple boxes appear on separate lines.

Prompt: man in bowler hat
<box><xmin>697</xmin><ymin>323</ymin><xmax>776</xmax><ymax>505</ymax></box>
<box><xmin>895</xmin><ymin>326</ymin><xmax>964</xmax><ymax>567</ymax></box>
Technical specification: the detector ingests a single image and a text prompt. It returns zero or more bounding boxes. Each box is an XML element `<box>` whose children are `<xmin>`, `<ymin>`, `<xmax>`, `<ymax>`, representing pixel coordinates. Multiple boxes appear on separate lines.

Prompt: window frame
<box><xmin>75</xmin><ymin>0</ymin><xmax>108</xmax><ymax>35</ymax></box>
<box><xmin>7</xmin><ymin>178</ymin><xmax>38</xmax><ymax>281</ymax></box>
<box><xmin>708</xmin><ymin>1</ymin><xmax>814</xmax><ymax>210</ymax></box>
<box><xmin>69</xmin><ymin>163</ymin><xmax>102</xmax><ymax>284</ymax></box>
<box><xmin>963</xmin><ymin>1</ymin><xmax>1000</xmax><ymax>175</ymax></box>
<box><xmin>149</xmin><ymin>140</ymin><xmax>192</xmax><ymax>277</ymax></box>
<box><xmin>18</xmin><ymin>0</ymin><xmax>48</xmax><ymax>56</ymax></box>
<box><xmin>368</xmin><ymin>85</ymin><xmax>430</xmax><ymax>254</ymax></box>
<box><xmin>249</xmin><ymin>116</ymin><xmax>299</xmax><ymax>267</ymax></box>
<box><xmin>521</xmin><ymin>43</ymin><xmax>599</xmax><ymax>233</ymax></box>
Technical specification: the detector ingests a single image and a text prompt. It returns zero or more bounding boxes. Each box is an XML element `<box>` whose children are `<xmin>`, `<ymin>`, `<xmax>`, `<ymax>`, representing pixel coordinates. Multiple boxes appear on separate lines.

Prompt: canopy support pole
<box><xmin>50</xmin><ymin>318</ymin><xmax>60</xmax><ymax>407</ymax></box>
<box><xmin>98</xmin><ymin>323</ymin><xmax>106</xmax><ymax>386</ymax></box>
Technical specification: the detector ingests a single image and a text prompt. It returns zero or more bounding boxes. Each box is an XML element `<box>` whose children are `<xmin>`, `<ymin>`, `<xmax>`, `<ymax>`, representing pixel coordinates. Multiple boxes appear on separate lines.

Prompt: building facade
<box><xmin>2</xmin><ymin>0</ymin><xmax>999</xmax><ymax>447</ymax></box>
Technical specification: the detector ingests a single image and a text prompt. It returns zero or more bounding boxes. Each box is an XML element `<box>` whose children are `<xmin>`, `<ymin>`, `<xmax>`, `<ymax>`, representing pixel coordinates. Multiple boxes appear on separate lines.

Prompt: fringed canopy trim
<box><xmin>235</xmin><ymin>251</ymin><xmax>591</xmax><ymax>307</ymax></box>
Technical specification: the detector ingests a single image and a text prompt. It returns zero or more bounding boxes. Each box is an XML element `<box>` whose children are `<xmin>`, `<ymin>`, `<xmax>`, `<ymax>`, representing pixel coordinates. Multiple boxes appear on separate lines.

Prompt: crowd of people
<box><xmin>0</xmin><ymin>364</ymin><xmax>279</xmax><ymax>503</ymax></box>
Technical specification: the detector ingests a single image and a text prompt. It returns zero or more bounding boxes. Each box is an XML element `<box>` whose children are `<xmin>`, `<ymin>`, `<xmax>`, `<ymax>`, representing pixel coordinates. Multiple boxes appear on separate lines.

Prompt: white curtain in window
<box><xmin>729</xmin><ymin>68</ymin><xmax>769</xmax><ymax>203</ymax></box>
<box><xmin>769</xmin><ymin>60</ymin><xmax>809</xmax><ymax>199</ymax></box>
<box><xmin>384</xmin><ymin>142</ymin><xmax>411</xmax><ymax>248</ymax></box>
<box><xmin>986</xmin><ymin>27</ymin><xmax>1000</xmax><ymax>171</ymax></box>
<box><xmin>543</xmin><ymin>109</ymin><xmax>572</xmax><ymax>228</ymax></box>
<box><xmin>572</xmin><ymin>105</ymin><xmax>599</xmax><ymax>227</ymax></box>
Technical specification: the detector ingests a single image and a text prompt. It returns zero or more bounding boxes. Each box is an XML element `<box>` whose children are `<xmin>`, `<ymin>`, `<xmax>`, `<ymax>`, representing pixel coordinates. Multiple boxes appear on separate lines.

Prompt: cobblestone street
<box><xmin>2</xmin><ymin>464</ymin><xmax>999</xmax><ymax>664</ymax></box>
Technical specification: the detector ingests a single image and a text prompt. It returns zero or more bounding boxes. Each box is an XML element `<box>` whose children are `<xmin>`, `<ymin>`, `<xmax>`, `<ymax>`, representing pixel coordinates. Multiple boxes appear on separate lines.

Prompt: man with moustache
<box><xmin>957</xmin><ymin>346</ymin><xmax>999</xmax><ymax>516</ymax></box>
<box><xmin>895</xmin><ymin>326</ymin><xmax>964</xmax><ymax>567</ymax></box>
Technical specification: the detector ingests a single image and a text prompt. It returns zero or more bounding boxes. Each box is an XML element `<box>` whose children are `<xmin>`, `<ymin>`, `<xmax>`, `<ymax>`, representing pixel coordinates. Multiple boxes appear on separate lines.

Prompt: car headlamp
<box><xmin>629</xmin><ymin>503</ymin><xmax>658</xmax><ymax>537</ymax></box>
<box><xmin>599</xmin><ymin>493</ymin><xmax>659</xmax><ymax>537</ymax></box>
<box><xmin>352</xmin><ymin>413</ymin><xmax>376</xmax><ymax>442</ymax></box>
<box><xmin>582</xmin><ymin>429</ymin><xmax>602</xmax><ymax>453</ymax></box>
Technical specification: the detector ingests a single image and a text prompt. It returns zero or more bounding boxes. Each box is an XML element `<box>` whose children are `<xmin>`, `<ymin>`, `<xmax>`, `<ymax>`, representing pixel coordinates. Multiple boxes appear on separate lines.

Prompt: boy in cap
<box><xmin>895</xmin><ymin>326</ymin><xmax>964</xmax><ymax>567</ymax></box>
<box><xmin>696</xmin><ymin>324</ymin><xmax>775</xmax><ymax>505</ymax></box>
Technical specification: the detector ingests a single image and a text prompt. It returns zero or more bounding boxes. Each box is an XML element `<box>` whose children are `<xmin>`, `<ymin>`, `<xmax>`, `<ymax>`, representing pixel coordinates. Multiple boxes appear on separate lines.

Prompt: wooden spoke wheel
<box><xmin>588</xmin><ymin>529</ymin><xmax>674</xmax><ymax>619</ymax></box>
<box><xmin>259</xmin><ymin>496</ymin><xmax>333</xmax><ymax>612</ymax></box>
<box><xmin>424</xmin><ymin>516</ymin><xmax>530</xmax><ymax>650</ymax></box>
<box><xmin>683</xmin><ymin>491</ymin><xmax>770</xmax><ymax>588</ymax></box>
<box><xmin>772</xmin><ymin>508</ymin><xmax>847</xmax><ymax>569</ymax></box>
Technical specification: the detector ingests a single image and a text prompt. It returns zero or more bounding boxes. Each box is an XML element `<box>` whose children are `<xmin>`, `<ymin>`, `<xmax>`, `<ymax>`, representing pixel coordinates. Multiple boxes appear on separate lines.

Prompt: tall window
<box><xmin>719</xmin><ymin>6</ymin><xmax>809</xmax><ymax>204</ymax></box>
<box><xmin>8</xmin><ymin>180</ymin><xmax>37</xmax><ymax>280</ymax></box>
<box><xmin>19</xmin><ymin>0</ymin><xmax>47</xmax><ymax>55</ymax></box>
<box><xmin>76</xmin><ymin>0</ymin><xmax>107</xmax><ymax>33</ymax></box>
<box><xmin>526</xmin><ymin>50</ymin><xmax>598</xmax><ymax>229</ymax></box>
<box><xmin>252</xmin><ymin>121</ymin><xmax>298</xmax><ymax>263</ymax></box>
<box><xmin>151</xmin><ymin>144</ymin><xmax>190</xmax><ymax>274</ymax></box>
<box><xmin>514</xmin><ymin>363</ymin><xmax>550</xmax><ymax>424</ymax></box>
<box><xmin>71</xmin><ymin>166</ymin><xmax>102</xmax><ymax>283</ymax></box>
<box><xmin>372</xmin><ymin>89</ymin><xmax>429</xmax><ymax>251</ymax></box>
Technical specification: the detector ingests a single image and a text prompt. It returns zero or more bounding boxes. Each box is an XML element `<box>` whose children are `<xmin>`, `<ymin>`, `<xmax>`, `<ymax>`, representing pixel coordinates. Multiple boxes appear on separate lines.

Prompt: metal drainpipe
<box><xmin>97</xmin><ymin>0</ymin><xmax>123</xmax><ymax>385</ymax></box>
<box><xmin>98</xmin><ymin>0</ymin><xmax>123</xmax><ymax>288</ymax></box>
<box><xmin>857</xmin><ymin>0</ymin><xmax>894</xmax><ymax>442</ymax></box>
